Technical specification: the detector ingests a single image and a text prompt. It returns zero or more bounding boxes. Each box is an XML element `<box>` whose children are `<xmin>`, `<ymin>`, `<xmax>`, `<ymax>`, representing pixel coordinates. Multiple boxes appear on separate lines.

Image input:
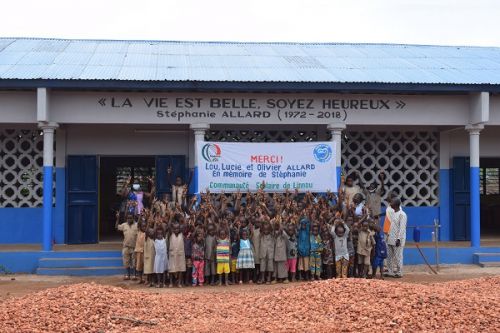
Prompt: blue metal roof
<box><xmin>1</xmin><ymin>38</ymin><xmax>500</xmax><ymax>85</ymax></box>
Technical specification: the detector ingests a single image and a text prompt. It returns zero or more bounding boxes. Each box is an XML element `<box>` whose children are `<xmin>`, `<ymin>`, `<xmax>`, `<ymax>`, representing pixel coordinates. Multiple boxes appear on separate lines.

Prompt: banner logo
<box><xmin>313</xmin><ymin>144</ymin><xmax>332</xmax><ymax>162</ymax></box>
<box><xmin>201</xmin><ymin>143</ymin><xmax>221</xmax><ymax>162</ymax></box>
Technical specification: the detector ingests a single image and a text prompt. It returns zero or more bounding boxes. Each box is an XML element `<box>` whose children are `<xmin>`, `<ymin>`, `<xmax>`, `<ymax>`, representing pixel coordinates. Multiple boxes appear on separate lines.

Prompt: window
<box><xmin>480</xmin><ymin>167</ymin><xmax>500</xmax><ymax>195</ymax></box>
<box><xmin>0</xmin><ymin>128</ymin><xmax>54</xmax><ymax>207</ymax></box>
<box><xmin>115</xmin><ymin>166</ymin><xmax>155</xmax><ymax>195</ymax></box>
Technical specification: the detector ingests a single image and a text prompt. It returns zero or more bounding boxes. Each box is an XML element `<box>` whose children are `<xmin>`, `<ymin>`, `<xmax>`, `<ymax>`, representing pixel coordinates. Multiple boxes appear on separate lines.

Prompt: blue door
<box><xmin>66</xmin><ymin>155</ymin><xmax>98</xmax><ymax>244</ymax></box>
<box><xmin>155</xmin><ymin>156</ymin><xmax>187</xmax><ymax>199</ymax></box>
<box><xmin>452</xmin><ymin>157</ymin><xmax>470</xmax><ymax>241</ymax></box>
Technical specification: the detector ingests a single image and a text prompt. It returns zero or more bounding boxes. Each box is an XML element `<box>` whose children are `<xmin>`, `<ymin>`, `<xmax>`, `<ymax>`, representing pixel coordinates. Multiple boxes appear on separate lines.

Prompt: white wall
<box><xmin>67</xmin><ymin>123</ymin><xmax>497</xmax><ymax>167</ymax></box>
<box><xmin>65</xmin><ymin>124</ymin><xmax>191</xmax><ymax>158</ymax></box>
<box><xmin>49</xmin><ymin>91</ymin><xmax>471</xmax><ymax>126</ymax></box>
<box><xmin>0</xmin><ymin>91</ymin><xmax>36</xmax><ymax>123</ymax></box>
<box><xmin>489</xmin><ymin>95</ymin><xmax>500</xmax><ymax>125</ymax></box>
<box><xmin>444</xmin><ymin>126</ymin><xmax>500</xmax><ymax>164</ymax></box>
<box><xmin>0</xmin><ymin>90</ymin><xmax>479</xmax><ymax>126</ymax></box>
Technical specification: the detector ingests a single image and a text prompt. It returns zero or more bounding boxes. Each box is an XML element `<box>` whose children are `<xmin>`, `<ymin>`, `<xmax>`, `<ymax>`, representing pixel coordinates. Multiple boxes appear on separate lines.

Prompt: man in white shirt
<box><xmin>386</xmin><ymin>197</ymin><xmax>407</xmax><ymax>278</ymax></box>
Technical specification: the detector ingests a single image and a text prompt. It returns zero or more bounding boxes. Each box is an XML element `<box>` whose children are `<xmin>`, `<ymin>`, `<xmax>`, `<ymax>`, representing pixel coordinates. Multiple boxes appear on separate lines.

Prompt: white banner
<box><xmin>196</xmin><ymin>141</ymin><xmax>337</xmax><ymax>193</ymax></box>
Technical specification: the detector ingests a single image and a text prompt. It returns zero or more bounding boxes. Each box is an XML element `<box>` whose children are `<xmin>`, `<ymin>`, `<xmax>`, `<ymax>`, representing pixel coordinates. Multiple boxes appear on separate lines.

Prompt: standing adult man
<box><xmin>386</xmin><ymin>197</ymin><xmax>407</xmax><ymax>278</ymax></box>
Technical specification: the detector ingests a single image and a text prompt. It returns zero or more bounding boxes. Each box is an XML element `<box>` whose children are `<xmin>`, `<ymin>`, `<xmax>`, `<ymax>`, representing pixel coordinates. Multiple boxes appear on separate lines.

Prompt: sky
<box><xmin>1</xmin><ymin>0</ymin><xmax>499</xmax><ymax>46</ymax></box>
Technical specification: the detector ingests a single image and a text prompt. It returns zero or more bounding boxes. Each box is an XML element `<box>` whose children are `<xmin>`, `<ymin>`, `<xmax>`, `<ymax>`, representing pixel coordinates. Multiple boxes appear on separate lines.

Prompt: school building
<box><xmin>1</xmin><ymin>38</ymin><xmax>500</xmax><ymax>274</ymax></box>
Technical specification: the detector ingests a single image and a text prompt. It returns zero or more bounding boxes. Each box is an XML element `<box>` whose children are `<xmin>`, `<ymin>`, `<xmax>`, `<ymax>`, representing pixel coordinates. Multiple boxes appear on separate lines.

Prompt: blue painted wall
<box><xmin>381</xmin><ymin>206</ymin><xmax>440</xmax><ymax>242</ymax></box>
<box><xmin>0</xmin><ymin>167</ymin><xmax>66</xmax><ymax>245</ymax></box>
<box><xmin>404</xmin><ymin>247</ymin><xmax>500</xmax><ymax>265</ymax></box>
<box><xmin>0</xmin><ymin>208</ymin><xmax>44</xmax><ymax>243</ymax></box>
<box><xmin>0</xmin><ymin>252</ymin><xmax>42</xmax><ymax>273</ymax></box>
<box><xmin>0</xmin><ymin>251</ymin><xmax>121</xmax><ymax>273</ymax></box>
<box><xmin>0</xmin><ymin>207</ymin><xmax>65</xmax><ymax>244</ymax></box>
<box><xmin>0</xmin><ymin>204</ymin><xmax>440</xmax><ymax>244</ymax></box>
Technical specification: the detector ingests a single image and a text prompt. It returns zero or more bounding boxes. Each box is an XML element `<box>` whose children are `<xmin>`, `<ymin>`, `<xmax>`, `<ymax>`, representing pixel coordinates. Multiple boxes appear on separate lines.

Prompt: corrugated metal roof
<box><xmin>1</xmin><ymin>37</ymin><xmax>500</xmax><ymax>84</ymax></box>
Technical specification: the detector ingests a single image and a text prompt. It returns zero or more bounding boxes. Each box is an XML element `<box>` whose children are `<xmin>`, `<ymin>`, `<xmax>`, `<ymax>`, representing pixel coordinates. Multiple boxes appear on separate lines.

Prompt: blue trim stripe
<box><xmin>42</xmin><ymin>166</ymin><xmax>53</xmax><ymax>251</ymax></box>
<box><xmin>470</xmin><ymin>167</ymin><xmax>480</xmax><ymax>248</ymax></box>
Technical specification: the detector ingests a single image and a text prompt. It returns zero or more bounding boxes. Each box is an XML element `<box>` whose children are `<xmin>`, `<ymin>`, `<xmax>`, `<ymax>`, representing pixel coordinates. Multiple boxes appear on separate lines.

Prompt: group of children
<box><xmin>116</xmin><ymin>172</ymin><xmax>391</xmax><ymax>288</ymax></box>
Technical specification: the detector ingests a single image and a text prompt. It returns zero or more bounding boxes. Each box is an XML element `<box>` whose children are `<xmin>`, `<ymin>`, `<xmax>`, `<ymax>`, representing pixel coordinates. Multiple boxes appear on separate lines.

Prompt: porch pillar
<box><xmin>190</xmin><ymin>123</ymin><xmax>210</xmax><ymax>194</ymax></box>
<box><xmin>327</xmin><ymin>122</ymin><xmax>346</xmax><ymax>191</ymax></box>
<box><xmin>38</xmin><ymin>122</ymin><xmax>59</xmax><ymax>251</ymax></box>
<box><xmin>466</xmin><ymin>124</ymin><xmax>483</xmax><ymax>248</ymax></box>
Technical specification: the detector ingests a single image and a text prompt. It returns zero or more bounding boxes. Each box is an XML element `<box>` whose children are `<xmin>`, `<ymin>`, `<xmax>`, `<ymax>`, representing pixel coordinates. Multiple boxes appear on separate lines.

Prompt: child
<box><xmin>343</xmin><ymin>174</ymin><xmax>362</xmax><ymax>206</ymax></box>
<box><xmin>115</xmin><ymin>213</ymin><xmax>138</xmax><ymax>280</ymax></box>
<box><xmin>258</xmin><ymin>221</ymin><xmax>275</xmax><ymax>284</ymax></box>
<box><xmin>371</xmin><ymin>223</ymin><xmax>387</xmax><ymax>279</ymax></box>
<box><xmin>143</xmin><ymin>228</ymin><xmax>156</xmax><ymax>287</ymax></box>
<box><xmin>331</xmin><ymin>219</ymin><xmax>350</xmax><ymax>278</ymax></box>
<box><xmin>230</xmin><ymin>222</ymin><xmax>240</xmax><ymax>284</ymax></box>
<box><xmin>167</xmin><ymin>165</ymin><xmax>192</xmax><ymax>206</ymax></box>
<box><xmin>184</xmin><ymin>226</ymin><xmax>193</xmax><ymax>286</ymax></box>
<box><xmin>309</xmin><ymin>224</ymin><xmax>323</xmax><ymax>280</ymax></box>
<box><xmin>285</xmin><ymin>223</ymin><xmax>298</xmax><ymax>282</ymax></box>
<box><xmin>236</xmin><ymin>228</ymin><xmax>255</xmax><ymax>284</ymax></box>
<box><xmin>134</xmin><ymin>219</ymin><xmax>147</xmax><ymax>284</ymax></box>
<box><xmin>357</xmin><ymin>221</ymin><xmax>375</xmax><ymax>278</ymax></box>
<box><xmin>351</xmin><ymin>193</ymin><xmax>365</xmax><ymax>219</ymax></box>
<box><xmin>251</xmin><ymin>218</ymin><xmax>261</xmax><ymax>283</ymax></box>
<box><xmin>168</xmin><ymin>223</ymin><xmax>186</xmax><ymax>288</ymax></box>
<box><xmin>321</xmin><ymin>230</ymin><xmax>334</xmax><ymax>279</ymax></box>
<box><xmin>191</xmin><ymin>230</ymin><xmax>205</xmax><ymax>286</ymax></box>
<box><xmin>204</xmin><ymin>223</ymin><xmax>217</xmax><ymax>286</ymax></box>
<box><xmin>216</xmin><ymin>228</ymin><xmax>231</xmax><ymax>286</ymax></box>
<box><xmin>297</xmin><ymin>217</ymin><xmax>311</xmax><ymax>281</ymax></box>
<box><xmin>361</xmin><ymin>171</ymin><xmax>385</xmax><ymax>220</ymax></box>
<box><xmin>274</xmin><ymin>219</ymin><xmax>289</xmax><ymax>284</ymax></box>
<box><xmin>154</xmin><ymin>227</ymin><xmax>168</xmax><ymax>288</ymax></box>
<box><xmin>348</xmin><ymin>220</ymin><xmax>359</xmax><ymax>277</ymax></box>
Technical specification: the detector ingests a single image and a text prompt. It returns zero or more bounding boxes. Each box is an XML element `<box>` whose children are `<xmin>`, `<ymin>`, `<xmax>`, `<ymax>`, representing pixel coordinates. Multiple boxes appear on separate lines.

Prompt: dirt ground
<box><xmin>1</xmin><ymin>264</ymin><xmax>499</xmax><ymax>301</ymax></box>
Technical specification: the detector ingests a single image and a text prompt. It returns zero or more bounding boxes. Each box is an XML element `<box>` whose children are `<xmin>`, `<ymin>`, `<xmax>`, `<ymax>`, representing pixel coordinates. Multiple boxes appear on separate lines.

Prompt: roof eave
<box><xmin>0</xmin><ymin>79</ymin><xmax>499</xmax><ymax>93</ymax></box>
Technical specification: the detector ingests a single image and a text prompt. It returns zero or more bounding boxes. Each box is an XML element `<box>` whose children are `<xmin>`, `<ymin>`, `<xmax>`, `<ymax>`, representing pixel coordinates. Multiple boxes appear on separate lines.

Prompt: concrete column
<box><xmin>36</xmin><ymin>88</ymin><xmax>50</xmax><ymax>122</ymax></box>
<box><xmin>190</xmin><ymin>123</ymin><xmax>210</xmax><ymax>194</ymax></box>
<box><xmin>466</xmin><ymin>124</ymin><xmax>484</xmax><ymax>248</ymax></box>
<box><xmin>327</xmin><ymin>122</ymin><xmax>346</xmax><ymax>191</ymax></box>
<box><xmin>38</xmin><ymin>121</ymin><xmax>59</xmax><ymax>251</ymax></box>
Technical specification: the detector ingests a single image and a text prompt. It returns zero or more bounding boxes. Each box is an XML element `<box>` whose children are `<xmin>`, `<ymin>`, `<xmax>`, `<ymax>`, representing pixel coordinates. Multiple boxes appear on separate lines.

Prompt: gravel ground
<box><xmin>0</xmin><ymin>272</ymin><xmax>499</xmax><ymax>332</ymax></box>
<box><xmin>2</xmin><ymin>264</ymin><xmax>500</xmax><ymax>300</ymax></box>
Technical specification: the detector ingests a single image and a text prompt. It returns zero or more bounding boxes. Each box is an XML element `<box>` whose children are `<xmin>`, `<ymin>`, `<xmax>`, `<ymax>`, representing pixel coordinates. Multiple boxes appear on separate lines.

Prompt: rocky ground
<box><xmin>0</xmin><ymin>265</ymin><xmax>499</xmax><ymax>332</ymax></box>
